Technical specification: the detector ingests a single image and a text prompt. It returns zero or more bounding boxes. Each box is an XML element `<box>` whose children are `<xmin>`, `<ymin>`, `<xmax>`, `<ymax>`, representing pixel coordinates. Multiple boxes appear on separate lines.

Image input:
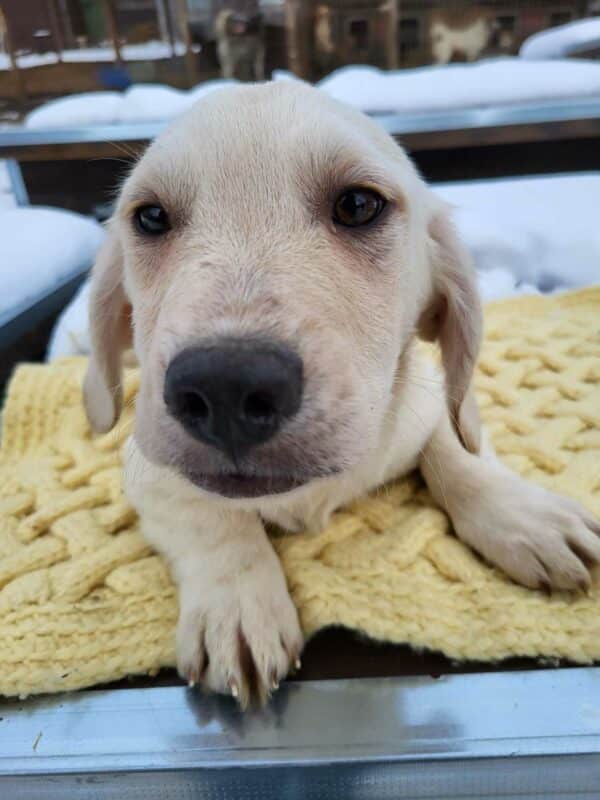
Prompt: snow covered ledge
<box><xmin>0</xmin><ymin>208</ymin><xmax>104</xmax><ymax>343</ymax></box>
<box><xmin>22</xmin><ymin>57</ymin><xmax>600</xmax><ymax>130</ymax></box>
<box><xmin>520</xmin><ymin>18</ymin><xmax>600</xmax><ymax>60</ymax></box>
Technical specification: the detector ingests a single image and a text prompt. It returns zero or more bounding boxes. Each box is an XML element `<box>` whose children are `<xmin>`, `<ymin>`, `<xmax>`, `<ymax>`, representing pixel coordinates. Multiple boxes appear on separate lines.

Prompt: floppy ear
<box><xmin>83</xmin><ymin>230</ymin><xmax>132</xmax><ymax>433</ymax></box>
<box><xmin>418</xmin><ymin>205</ymin><xmax>483</xmax><ymax>454</ymax></box>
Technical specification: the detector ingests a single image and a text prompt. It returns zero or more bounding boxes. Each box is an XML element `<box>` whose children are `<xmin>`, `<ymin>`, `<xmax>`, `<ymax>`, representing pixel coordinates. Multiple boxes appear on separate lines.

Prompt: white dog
<box><xmin>83</xmin><ymin>83</ymin><xmax>600</xmax><ymax>707</ymax></box>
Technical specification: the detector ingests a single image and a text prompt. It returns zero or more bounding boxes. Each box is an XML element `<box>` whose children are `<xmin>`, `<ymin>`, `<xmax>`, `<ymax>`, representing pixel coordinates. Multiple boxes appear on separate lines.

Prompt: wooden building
<box><xmin>286</xmin><ymin>0</ymin><xmax>592</xmax><ymax>79</ymax></box>
<box><xmin>1</xmin><ymin>1</ymin><xmax>184</xmax><ymax>53</ymax></box>
<box><xmin>286</xmin><ymin>0</ymin><xmax>398</xmax><ymax>80</ymax></box>
<box><xmin>398</xmin><ymin>1</ymin><xmax>591</xmax><ymax>67</ymax></box>
<box><xmin>0</xmin><ymin>0</ymin><xmax>200</xmax><ymax>104</ymax></box>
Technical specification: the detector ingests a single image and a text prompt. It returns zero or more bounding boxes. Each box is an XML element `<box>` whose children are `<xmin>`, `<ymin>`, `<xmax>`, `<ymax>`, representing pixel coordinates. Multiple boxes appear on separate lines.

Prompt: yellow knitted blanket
<box><xmin>1</xmin><ymin>289</ymin><xmax>599</xmax><ymax>697</ymax></box>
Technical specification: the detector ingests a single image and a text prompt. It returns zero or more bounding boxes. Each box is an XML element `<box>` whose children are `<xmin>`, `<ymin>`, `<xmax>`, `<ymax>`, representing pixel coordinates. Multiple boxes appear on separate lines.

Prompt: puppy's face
<box><xmin>85</xmin><ymin>84</ymin><xmax>481</xmax><ymax>501</ymax></box>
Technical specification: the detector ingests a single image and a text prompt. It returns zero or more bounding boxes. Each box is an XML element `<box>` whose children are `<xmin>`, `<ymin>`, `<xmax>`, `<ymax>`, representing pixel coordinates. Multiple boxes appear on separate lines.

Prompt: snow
<box><xmin>0</xmin><ymin>208</ymin><xmax>105</xmax><ymax>328</ymax></box>
<box><xmin>23</xmin><ymin>57</ymin><xmax>600</xmax><ymax>129</ymax></box>
<box><xmin>46</xmin><ymin>279</ymin><xmax>92</xmax><ymax>359</ymax></box>
<box><xmin>317</xmin><ymin>59</ymin><xmax>600</xmax><ymax>115</ymax></box>
<box><xmin>25</xmin><ymin>93</ymin><xmax>123</xmax><ymax>130</ymax></box>
<box><xmin>0</xmin><ymin>40</ymin><xmax>187</xmax><ymax>71</ymax></box>
<box><xmin>116</xmin><ymin>80</ymin><xmax>234</xmax><ymax>124</ymax></box>
<box><xmin>0</xmin><ymin>194</ymin><xmax>17</xmax><ymax>210</ymax></box>
<box><xmin>25</xmin><ymin>80</ymin><xmax>236</xmax><ymax>129</ymax></box>
<box><xmin>520</xmin><ymin>18</ymin><xmax>600</xmax><ymax>60</ymax></box>
<box><xmin>0</xmin><ymin>162</ymin><xmax>10</xmax><ymax>192</ymax></box>
<box><xmin>0</xmin><ymin>161</ymin><xmax>16</xmax><ymax>209</ymax></box>
<box><xmin>434</xmin><ymin>173</ymin><xmax>600</xmax><ymax>299</ymax></box>
<box><xmin>46</xmin><ymin>173</ymin><xmax>600</xmax><ymax>359</ymax></box>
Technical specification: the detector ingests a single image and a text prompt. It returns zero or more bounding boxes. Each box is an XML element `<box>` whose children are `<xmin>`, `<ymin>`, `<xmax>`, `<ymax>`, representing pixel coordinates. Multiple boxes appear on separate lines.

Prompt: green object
<box><xmin>80</xmin><ymin>0</ymin><xmax>107</xmax><ymax>44</ymax></box>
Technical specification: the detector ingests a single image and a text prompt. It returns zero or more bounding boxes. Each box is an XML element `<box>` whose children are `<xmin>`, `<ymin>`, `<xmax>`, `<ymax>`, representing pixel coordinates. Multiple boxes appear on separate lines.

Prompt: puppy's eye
<box><xmin>333</xmin><ymin>188</ymin><xmax>386</xmax><ymax>228</ymax></box>
<box><xmin>134</xmin><ymin>205</ymin><xmax>170</xmax><ymax>236</ymax></box>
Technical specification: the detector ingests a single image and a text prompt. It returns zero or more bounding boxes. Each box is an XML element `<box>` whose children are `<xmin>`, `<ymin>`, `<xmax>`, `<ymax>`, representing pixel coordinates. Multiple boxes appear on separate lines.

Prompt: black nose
<box><xmin>164</xmin><ymin>339</ymin><xmax>303</xmax><ymax>461</ymax></box>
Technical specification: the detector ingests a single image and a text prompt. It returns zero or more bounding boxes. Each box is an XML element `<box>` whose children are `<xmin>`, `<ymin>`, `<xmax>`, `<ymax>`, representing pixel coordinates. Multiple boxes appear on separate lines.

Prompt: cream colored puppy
<box><xmin>84</xmin><ymin>83</ymin><xmax>599</xmax><ymax>706</ymax></box>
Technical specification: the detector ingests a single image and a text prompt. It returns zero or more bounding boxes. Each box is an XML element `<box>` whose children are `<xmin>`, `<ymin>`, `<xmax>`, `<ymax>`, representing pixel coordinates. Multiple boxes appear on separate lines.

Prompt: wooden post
<box><xmin>57</xmin><ymin>0</ymin><xmax>76</xmax><ymax>51</ymax></box>
<box><xmin>46</xmin><ymin>0</ymin><xmax>65</xmax><ymax>62</ymax></box>
<box><xmin>285</xmin><ymin>0</ymin><xmax>314</xmax><ymax>80</ymax></box>
<box><xmin>155</xmin><ymin>0</ymin><xmax>177</xmax><ymax>57</ymax></box>
<box><xmin>102</xmin><ymin>0</ymin><xmax>123</xmax><ymax>65</ymax></box>
<box><xmin>175</xmin><ymin>0</ymin><xmax>198</xmax><ymax>86</ymax></box>
<box><xmin>382</xmin><ymin>0</ymin><xmax>398</xmax><ymax>70</ymax></box>
<box><xmin>3</xmin><ymin>14</ymin><xmax>27</xmax><ymax>108</ymax></box>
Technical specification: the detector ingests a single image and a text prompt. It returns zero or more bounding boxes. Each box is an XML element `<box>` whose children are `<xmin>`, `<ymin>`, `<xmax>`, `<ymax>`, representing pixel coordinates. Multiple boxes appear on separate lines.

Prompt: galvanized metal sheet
<box><xmin>1</xmin><ymin>668</ymin><xmax>599</xmax><ymax>798</ymax></box>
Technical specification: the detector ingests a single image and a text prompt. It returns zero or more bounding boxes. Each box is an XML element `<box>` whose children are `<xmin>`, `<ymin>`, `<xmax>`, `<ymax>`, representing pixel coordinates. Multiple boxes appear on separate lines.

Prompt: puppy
<box><xmin>84</xmin><ymin>83</ymin><xmax>600</xmax><ymax>707</ymax></box>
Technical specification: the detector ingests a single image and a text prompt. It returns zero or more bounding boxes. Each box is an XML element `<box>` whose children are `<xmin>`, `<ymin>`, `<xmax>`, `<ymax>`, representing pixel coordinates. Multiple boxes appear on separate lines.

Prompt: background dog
<box><xmin>215</xmin><ymin>7</ymin><xmax>265</xmax><ymax>81</ymax></box>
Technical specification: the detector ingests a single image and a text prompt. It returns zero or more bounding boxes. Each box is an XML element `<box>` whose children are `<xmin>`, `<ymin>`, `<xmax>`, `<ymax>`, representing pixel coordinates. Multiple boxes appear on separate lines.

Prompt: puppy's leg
<box><xmin>218</xmin><ymin>42</ymin><xmax>235</xmax><ymax>79</ymax></box>
<box><xmin>254</xmin><ymin>42</ymin><xmax>265</xmax><ymax>81</ymax></box>
<box><xmin>144</xmin><ymin>506</ymin><xmax>302</xmax><ymax>706</ymax></box>
<box><xmin>420</xmin><ymin>399</ymin><xmax>600</xmax><ymax>590</ymax></box>
<box><xmin>125</xmin><ymin>442</ymin><xmax>301</xmax><ymax>707</ymax></box>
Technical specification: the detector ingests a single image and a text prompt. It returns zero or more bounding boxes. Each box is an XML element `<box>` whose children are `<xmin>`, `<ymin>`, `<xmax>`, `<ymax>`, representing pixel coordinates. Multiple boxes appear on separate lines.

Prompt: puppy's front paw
<box><xmin>452</xmin><ymin>475</ymin><xmax>600</xmax><ymax>591</ymax></box>
<box><xmin>176</xmin><ymin>570</ymin><xmax>303</xmax><ymax>708</ymax></box>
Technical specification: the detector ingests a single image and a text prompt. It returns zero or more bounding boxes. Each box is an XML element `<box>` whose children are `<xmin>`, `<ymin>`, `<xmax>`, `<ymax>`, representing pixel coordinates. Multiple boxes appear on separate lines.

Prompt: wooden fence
<box><xmin>0</xmin><ymin>0</ymin><xmax>200</xmax><ymax>105</ymax></box>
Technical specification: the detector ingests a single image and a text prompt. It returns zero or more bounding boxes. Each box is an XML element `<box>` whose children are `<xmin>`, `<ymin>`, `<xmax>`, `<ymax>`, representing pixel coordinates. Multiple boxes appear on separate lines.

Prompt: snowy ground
<box><xmin>0</xmin><ymin>162</ymin><xmax>16</xmax><ymax>210</ymax></box>
<box><xmin>435</xmin><ymin>173</ymin><xmax>600</xmax><ymax>300</ymax></box>
<box><xmin>43</xmin><ymin>172</ymin><xmax>600</xmax><ymax>360</ymax></box>
<box><xmin>0</xmin><ymin>207</ymin><xmax>105</xmax><ymax>328</ymax></box>
<box><xmin>0</xmin><ymin>41</ymin><xmax>188</xmax><ymax>72</ymax></box>
<box><xmin>520</xmin><ymin>17</ymin><xmax>600</xmax><ymax>59</ymax></box>
<box><xmin>23</xmin><ymin>57</ymin><xmax>600</xmax><ymax>129</ymax></box>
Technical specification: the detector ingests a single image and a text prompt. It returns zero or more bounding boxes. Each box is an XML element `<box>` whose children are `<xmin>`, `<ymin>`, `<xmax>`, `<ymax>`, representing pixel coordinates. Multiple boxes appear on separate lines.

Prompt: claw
<box><xmin>188</xmin><ymin>679</ymin><xmax>196</xmax><ymax>688</ymax></box>
<box><xmin>577</xmin><ymin>579</ymin><xmax>591</xmax><ymax>595</ymax></box>
<box><xmin>295</xmin><ymin>658</ymin><xmax>301</xmax><ymax>671</ymax></box>
<box><xmin>230</xmin><ymin>681</ymin><xmax>239</xmax><ymax>699</ymax></box>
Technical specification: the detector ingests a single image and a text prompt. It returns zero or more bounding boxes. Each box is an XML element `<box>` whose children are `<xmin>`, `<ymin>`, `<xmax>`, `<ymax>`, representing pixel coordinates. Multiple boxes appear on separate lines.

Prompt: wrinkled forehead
<box><xmin>120</xmin><ymin>84</ymin><xmax>416</xmax><ymax>218</ymax></box>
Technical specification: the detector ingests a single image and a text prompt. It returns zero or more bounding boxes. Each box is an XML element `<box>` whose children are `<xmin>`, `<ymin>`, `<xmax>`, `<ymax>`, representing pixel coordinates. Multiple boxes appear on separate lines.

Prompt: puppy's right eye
<box><xmin>134</xmin><ymin>205</ymin><xmax>170</xmax><ymax>236</ymax></box>
<box><xmin>333</xmin><ymin>187</ymin><xmax>386</xmax><ymax>228</ymax></box>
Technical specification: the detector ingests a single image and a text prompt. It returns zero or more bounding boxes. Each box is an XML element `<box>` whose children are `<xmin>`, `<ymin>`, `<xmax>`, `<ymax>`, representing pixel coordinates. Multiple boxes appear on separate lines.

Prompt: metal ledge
<box><xmin>1</xmin><ymin>667</ymin><xmax>599</xmax><ymax>798</ymax></box>
<box><xmin>1</xmin><ymin>98</ymin><xmax>599</xmax><ymax>161</ymax></box>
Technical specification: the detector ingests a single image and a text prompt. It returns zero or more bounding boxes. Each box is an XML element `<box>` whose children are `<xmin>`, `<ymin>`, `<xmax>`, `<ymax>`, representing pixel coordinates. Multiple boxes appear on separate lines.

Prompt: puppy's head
<box><xmin>84</xmin><ymin>83</ymin><xmax>481</xmax><ymax>500</ymax></box>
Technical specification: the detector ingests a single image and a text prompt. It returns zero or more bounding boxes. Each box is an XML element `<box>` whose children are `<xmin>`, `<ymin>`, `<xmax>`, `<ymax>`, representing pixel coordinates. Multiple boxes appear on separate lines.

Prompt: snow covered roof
<box><xmin>520</xmin><ymin>17</ymin><xmax>600</xmax><ymax>60</ymax></box>
<box><xmin>316</xmin><ymin>58</ymin><xmax>600</xmax><ymax>115</ymax></box>
<box><xmin>23</xmin><ymin>58</ymin><xmax>600</xmax><ymax>130</ymax></box>
<box><xmin>24</xmin><ymin>80</ymin><xmax>236</xmax><ymax>129</ymax></box>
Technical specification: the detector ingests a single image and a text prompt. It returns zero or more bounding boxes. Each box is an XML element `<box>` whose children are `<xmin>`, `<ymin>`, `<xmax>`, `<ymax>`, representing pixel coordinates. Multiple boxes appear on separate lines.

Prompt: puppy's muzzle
<box><xmin>164</xmin><ymin>338</ymin><xmax>303</xmax><ymax>463</ymax></box>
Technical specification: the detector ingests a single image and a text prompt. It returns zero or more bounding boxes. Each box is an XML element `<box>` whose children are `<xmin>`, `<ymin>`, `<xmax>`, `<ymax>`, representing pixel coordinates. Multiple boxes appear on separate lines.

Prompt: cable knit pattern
<box><xmin>0</xmin><ymin>289</ymin><xmax>598</xmax><ymax>697</ymax></box>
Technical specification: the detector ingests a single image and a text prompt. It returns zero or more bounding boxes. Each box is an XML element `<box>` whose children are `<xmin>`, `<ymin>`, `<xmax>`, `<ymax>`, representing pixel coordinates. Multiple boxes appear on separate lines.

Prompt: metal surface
<box><xmin>0</xmin><ymin>269</ymin><xmax>88</xmax><ymax>343</ymax></box>
<box><xmin>377</xmin><ymin>97</ymin><xmax>600</xmax><ymax>134</ymax></box>
<box><xmin>0</xmin><ymin>98</ymin><xmax>599</xmax><ymax>161</ymax></box>
<box><xmin>1</xmin><ymin>668</ymin><xmax>599</xmax><ymax>798</ymax></box>
<box><xmin>5</xmin><ymin>159</ymin><xmax>29</xmax><ymax>206</ymax></box>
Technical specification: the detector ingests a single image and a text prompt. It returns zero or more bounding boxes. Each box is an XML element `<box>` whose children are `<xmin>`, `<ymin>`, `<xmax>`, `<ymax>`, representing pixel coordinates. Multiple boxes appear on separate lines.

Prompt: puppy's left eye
<box><xmin>333</xmin><ymin>188</ymin><xmax>386</xmax><ymax>228</ymax></box>
<box><xmin>134</xmin><ymin>204</ymin><xmax>170</xmax><ymax>236</ymax></box>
